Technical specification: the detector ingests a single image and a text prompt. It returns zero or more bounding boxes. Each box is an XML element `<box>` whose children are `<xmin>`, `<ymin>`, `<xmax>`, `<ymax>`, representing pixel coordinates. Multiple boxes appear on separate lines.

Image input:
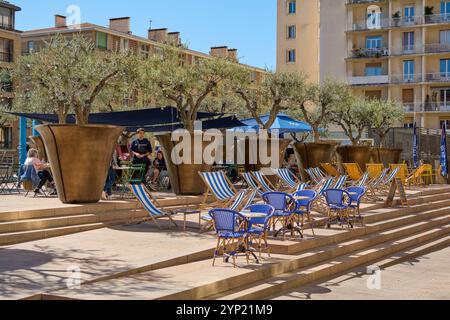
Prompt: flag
<box><xmin>412</xmin><ymin>122</ymin><xmax>419</xmax><ymax>169</ymax></box>
<box><xmin>440</xmin><ymin>122</ymin><xmax>448</xmax><ymax>177</ymax></box>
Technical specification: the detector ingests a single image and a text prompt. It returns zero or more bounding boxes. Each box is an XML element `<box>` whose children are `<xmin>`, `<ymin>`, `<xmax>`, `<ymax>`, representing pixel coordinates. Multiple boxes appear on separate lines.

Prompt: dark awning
<box><xmin>8</xmin><ymin>106</ymin><xmax>220</xmax><ymax>127</ymax></box>
<box><xmin>7</xmin><ymin>107</ymin><xmax>246</xmax><ymax>133</ymax></box>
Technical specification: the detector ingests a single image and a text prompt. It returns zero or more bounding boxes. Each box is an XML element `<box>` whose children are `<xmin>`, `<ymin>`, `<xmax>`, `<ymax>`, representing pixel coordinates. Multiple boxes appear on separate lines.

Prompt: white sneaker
<box><xmin>101</xmin><ymin>191</ymin><xmax>108</xmax><ymax>200</ymax></box>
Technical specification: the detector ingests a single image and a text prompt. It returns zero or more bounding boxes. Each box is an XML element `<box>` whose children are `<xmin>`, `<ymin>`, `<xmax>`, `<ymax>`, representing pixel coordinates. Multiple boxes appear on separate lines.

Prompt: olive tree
<box><xmin>371</xmin><ymin>100</ymin><xmax>405</xmax><ymax>147</ymax></box>
<box><xmin>138</xmin><ymin>46</ymin><xmax>243</xmax><ymax>132</ymax></box>
<box><xmin>10</xmin><ymin>34</ymin><xmax>138</xmax><ymax>124</ymax></box>
<box><xmin>331</xmin><ymin>96</ymin><xmax>376</xmax><ymax>146</ymax></box>
<box><xmin>234</xmin><ymin>71</ymin><xmax>308</xmax><ymax>130</ymax></box>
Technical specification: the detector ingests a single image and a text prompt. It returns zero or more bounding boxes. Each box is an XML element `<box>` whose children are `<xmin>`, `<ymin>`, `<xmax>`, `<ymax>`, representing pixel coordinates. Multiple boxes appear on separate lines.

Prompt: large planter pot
<box><xmin>294</xmin><ymin>142</ymin><xmax>338</xmax><ymax>181</ymax></box>
<box><xmin>29</xmin><ymin>136</ymin><xmax>48</xmax><ymax>161</ymax></box>
<box><xmin>371</xmin><ymin>148</ymin><xmax>403</xmax><ymax>166</ymax></box>
<box><xmin>157</xmin><ymin>133</ymin><xmax>212</xmax><ymax>195</ymax></box>
<box><xmin>336</xmin><ymin>145</ymin><xmax>372</xmax><ymax>171</ymax></box>
<box><xmin>36</xmin><ymin>124</ymin><xmax>123</xmax><ymax>204</ymax></box>
<box><xmin>242</xmin><ymin>138</ymin><xmax>291</xmax><ymax>172</ymax></box>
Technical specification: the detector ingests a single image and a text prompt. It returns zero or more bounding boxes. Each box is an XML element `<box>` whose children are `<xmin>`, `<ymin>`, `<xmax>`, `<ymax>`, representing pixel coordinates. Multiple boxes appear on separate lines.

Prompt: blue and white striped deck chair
<box><xmin>131</xmin><ymin>184</ymin><xmax>178</xmax><ymax>229</ymax></box>
<box><xmin>356</xmin><ymin>172</ymin><xmax>370</xmax><ymax>188</ymax></box>
<box><xmin>199</xmin><ymin>171</ymin><xmax>237</xmax><ymax>209</ymax></box>
<box><xmin>296</xmin><ymin>182</ymin><xmax>309</xmax><ymax>192</ymax></box>
<box><xmin>385</xmin><ymin>167</ymin><xmax>400</xmax><ymax>185</ymax></box>
<box><xmin>305</xmin><ymin>168</ymin><xmax>321</xmax><ymax>184</ymax></box>
<box><xmin>334</xmin><ymin>175</ymin><xmax>348</xmax><ymax>190</ymax></box>
<box><xmin>313</xmin><ymin>167</ymin><xmax>327</xmax><ymax>180</ymax></box>
<box><xmin>242</xmin><ymin>172</ymin><xmax>264</xmax><ymax>196</ymax></box>
<box><xmin>313</xmin><ymin>177</ymin><xmax>336</xmax><ymax>213</ymax></box>
<box><xmin>365</xmin><ymin>168</ymin><xmax>389</xmax><ymax>201</ymax></box>
<box><xmin>252</xmin><ymin>171</ymin><xmax>276</xmax><ymax>193</ymax></box>
<box><xmin>275</xmin><ymin>168</ymin><xmax>298</xmax><ymax>190</ymax></box>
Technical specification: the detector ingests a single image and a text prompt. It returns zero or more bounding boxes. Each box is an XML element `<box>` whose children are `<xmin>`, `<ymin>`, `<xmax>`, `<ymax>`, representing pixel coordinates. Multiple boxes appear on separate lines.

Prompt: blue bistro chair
<box><xmin>323</xmin><ymin>189</ymin><xmax>353</xmax><ymax>229</ymax></box>
<box><xmin>346</xmin><ymin>186</ymin><xmax>366</xmax><ymax>226</ymax></box>
<box><xmin>245</xmin><ymin>204</ymin><xmax>275</xmax><ymax>258</ymax></box>
<box><xmin>209</xmin><ymin>209</ymin><xmax>248</xmax><ymax>267</ymax></box>
<box><xmin>293</xmin><ymin>190</ymin><xmax>318</xmax><ymax>237</ymax></box>
<box><xmin>262</xmin><ymin>192</ymin><xmax>298</xmax><ymax>240</ymax></box>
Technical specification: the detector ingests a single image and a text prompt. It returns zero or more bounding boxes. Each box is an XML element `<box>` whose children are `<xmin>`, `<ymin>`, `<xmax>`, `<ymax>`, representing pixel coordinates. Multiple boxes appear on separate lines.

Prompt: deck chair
<box><xmin>198</xmin><ymin>171</ymin><xmax>240</xmax><ymax>210</ymax></box>
<box><xmin>355</xmin><ymin>172</ymin><xmax>370</xmax><ymax>188</ymax></box>
<box><xmin>313</xmin><ymin>167</ymin><xmax>327</xmax><ymax>180</ymax></box>
<box><xmin>389</xmin><ymin>164</ymin><xmax>409</xmax><ymax>182</ymax></box>
<box><xmin>364</xmin><ymin>168</ymin><xmax>389</xmax><ymax>201</ymax></box>
<box><xmin>320</xmin><ymin>163</ymin><xmax>339</xmax><ymax>177</ymax></box>
<box><xmin>242</xmin><ymin>172</ymin><xmax>264</xmax><ymax>196</ymax></box>
<box><xmin>131</xmin><ymin>184</ymin><xmax>179</xmax><ymax>229</ymax></box>
<box><xmin>406</xmin><ymin>164</ymin><xmax>433</xmax><ymax>187</ymax></box>
<box><xmin>252</xmin><ymin>171</ymin><xmax>276</xmax><ymax>193</ymax></box>
<box><xmin>376</xmin><ymin>167</ymin><xmax>400</xmax><ymax>195</ymax></box>
<box><xmin>274</xmin><ymin>168</ymin><xmax>302</xmax><ymax>191</ymax></box>
<box><xmin>366</xmin><ymin>164</ymin><xmax>384</xmax><ymax>180</ymax></box>
<box><xmin>305</xmin><ymin>168</ymin><xmax>321</xmax><ymax>185</ymax></box>
<box><xmin>312</xmin><ymin>177</ymin><xmax>335</xmax><ymax>213</ymax></box>
<box><xmin>333</xmin><ymin>175</ymin><xmax>348</xmax><ymax>189</ymax></box>
<box><xmin>343</xmin><ymin>163</ymin><xmax>364</xmax><ymax>181</ymax></box>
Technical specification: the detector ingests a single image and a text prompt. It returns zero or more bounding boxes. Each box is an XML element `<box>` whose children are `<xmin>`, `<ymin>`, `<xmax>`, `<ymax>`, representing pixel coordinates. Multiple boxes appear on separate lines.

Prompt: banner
<box><xmin>440</xmin><ymin>122</ymin><xmax>448</xmax><ymax>177</ymax></box>
<box><xmin>413</xmin><ymin>122</ymin><xmax>419</xmax><ymax>169</ymax></box>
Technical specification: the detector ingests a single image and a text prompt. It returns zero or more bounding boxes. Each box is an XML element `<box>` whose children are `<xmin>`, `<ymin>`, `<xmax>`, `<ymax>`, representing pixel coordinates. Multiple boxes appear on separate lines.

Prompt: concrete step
<box><xmin>0</xmin><ymin>215</ymin><xmax>144</xmax><ymax>246</ymax></box>
<box><xmin>211</xmin><ymin>224</ymin><xmax>450</xmax><ymax>300</ymax></box>
<box><xmin>0</xmin><ymin>210</ymin><xmax>148</xmax><ymax>234</ymax></box>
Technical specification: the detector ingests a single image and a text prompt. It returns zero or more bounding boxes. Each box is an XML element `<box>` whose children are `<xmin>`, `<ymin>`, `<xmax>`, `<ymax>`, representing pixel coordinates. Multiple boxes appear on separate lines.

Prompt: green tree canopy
<box><xmin>371</xmin><ymin>100</ymin><xmax>405</xmax><ymax>147</ymax></box>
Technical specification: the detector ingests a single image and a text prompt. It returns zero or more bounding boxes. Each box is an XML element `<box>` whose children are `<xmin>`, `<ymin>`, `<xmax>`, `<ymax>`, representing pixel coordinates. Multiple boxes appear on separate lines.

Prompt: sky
<box><xmin>13</xmin><ymin>0</ymin><xmax>276</xmax><ymax>70</ymax></box>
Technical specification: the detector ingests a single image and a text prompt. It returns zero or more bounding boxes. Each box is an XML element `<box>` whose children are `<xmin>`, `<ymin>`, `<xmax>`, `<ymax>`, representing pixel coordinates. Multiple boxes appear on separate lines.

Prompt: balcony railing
<box><xmin>351</xmin><ymin>16</ymin><xmax>390</xmax><ymax>31</ymax></box>
<box><xmin>425</xmin><ymin>73</ymin><xmax>450</xmax><ymax>83</ymax></box>
<box><xmin>390</xmin><ymin>73</ymin><xmax>423</xmax><ymax>84</ymax></box>
<box><xmin>390</xmin><ymin>45</ymin><xmax>422</xmax><ymax>55</ymax></box>
<box><xmin>391</xmin><ymin>16</ymin><xmax>423</xmax><ymax>27</ymax></box>
<box><xmin>349</xmin><ymin>47</ymin><xmax>389</xmax><ymax>58</ymax></box>
<box><xmin>424</xmin><ymin>14</ymin><xmax>450</xmax><ymax>25</ymax></box>
<box><xmin>348</xmin><ymin>75</ymin><xmax>389</xmax><ymax>85</ymax></box>
<box><xmin>402</xmin><ymin>103</ymin><xmax>421</xmax><ymax>112</ymax></box>
<box><xmin>421</xmin><ymin>103</ymin><xmax>450</xmax><ymax>112</ymax></box>
<box><xmin>347</xmin><ymin>0</ymin><xmax>385</xmax><ymax>4</ymax></box>
<box><xmin>424</xmin><ymin>43</ymin><xmax>450</xmax><ymax>54</ymax></box>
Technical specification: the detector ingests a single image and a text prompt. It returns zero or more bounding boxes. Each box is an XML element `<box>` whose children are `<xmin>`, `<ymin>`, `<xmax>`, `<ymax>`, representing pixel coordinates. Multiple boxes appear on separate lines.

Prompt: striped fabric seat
<box><xmin>385</xmin><ymin>167</ymin><xmax>400</xmax><ymax>184</ymax></box>
<box><xmin>334</xmin><ymin>175</ymin><xmax>348</xmax><ymax>189</ymax></box>
<box><xmin>243</xmin><ymin>190</ymin><xmax>257</xmax><ymax>208</ymax></box>
<box><xmin>305</xmin><ymin>168</ymin><xmax>320</xmax><ymax>184</ymax></box>
<box><xmin>275</xmin><ymin>168</ymin><xmax>298</xmax><ymax>189</ymax></box>
<box><xmin>313</xmin><ymin>168</ymin><xmax>327</xmax><ymax>180</ymax></box>
<box><xmin>230</xmin><ymin>191</ymin><xmax>247</xmax><ymax>211</ymax></box>
<box><xmin>318</xmin><ymin>178</ymin><xmax>335</xmax><ymax>195</ymax></box>
<box><xmin>252</xmin><ymin>171</ymin><xmax>275</xmax><ymax>193</ymax></box>
<box><xmin>242</xmin><ymin>172</ymin><xmax>264</xmax><ymax>196</ymax></box>
<box><xmin>131</xmin><ymin>184</ymin><xmax>178</xmax><ymax>229</ymax></box>
<box><xmin>356</xmin><ymin>172</ymin><xmax>370</xmax><ymax>187</ymax></box>
<box><xmin>200</xmin><ymin>171</ymin><xmax>235</xmax><ymax>201</ymax></box>
<box><xmin>296</xmin><ymin>183</ymin><xmax>309</xmax><ymax>192</ymax></box>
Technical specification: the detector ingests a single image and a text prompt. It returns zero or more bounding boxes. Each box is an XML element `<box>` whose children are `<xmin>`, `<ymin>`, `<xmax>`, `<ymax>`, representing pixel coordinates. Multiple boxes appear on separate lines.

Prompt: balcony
<box><xmin>347</xmin><ymin>0</ymin><xmax>385</xmax><ymax>4</ymax></box>
<box><xmin>349</xmin><ymin>47</ymin><xmax>389</xmax><ymax>59</ymax></box>
<box><xmin>424</xmin><ymin>43</ymin><xmax>450</xmax><ymax>54</ymax></box>
<box><xmin>425</xmin><ymin>73</ymin><xmax>450</xmax><ymax>83</ymax></box>
<box><xmin>348</xmin><ymin>75</ymin><xmax>389</xmax><ymax>85</ymax></box>
<box><xmin>421</xmin><ymin>103</ymin><xmax>450</xmax><ymax>112</ymax></box>
<box><xmin>391</xmin><ymin>16</ymin><xmax>423</xmax><ymax>28</ymax></box>
<box><xmin>424</xmin><ymin>14</ymin><xmax>450</xmax><ymax>25</ymax></box>
<box><xmin>390</xmin><ymin>74</ymin><xmax>423</xmax><ymax>84</ymax></box>
<box><xmin>390</xmin><ymin>45</ymin><xmax>423</xmax><ymax>56</ymax></box>
<box><xmin>350</xmin><ymin>16</ymin><xmax>390</xmax><ymax>31</ymax></box>
<box><xmin>402</xmin><ymin>103</ymin><xmax>421</xmax><ymax>113</ymax></box>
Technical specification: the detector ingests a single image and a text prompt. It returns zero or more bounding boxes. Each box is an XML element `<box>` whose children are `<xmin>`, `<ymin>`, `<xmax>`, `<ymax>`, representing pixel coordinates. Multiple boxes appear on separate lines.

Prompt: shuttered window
<box><xmin>96</xmin><ymin>32</ymin><xmax>108</xmax><ymax>50</ymax></box>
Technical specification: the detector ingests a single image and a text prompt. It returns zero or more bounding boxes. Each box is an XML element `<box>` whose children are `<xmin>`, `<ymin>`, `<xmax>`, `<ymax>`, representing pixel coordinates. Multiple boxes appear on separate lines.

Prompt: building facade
<box><xmin>0</xmin><ymin>1</ymin><xmax>21</xmax><ymax>152</ymax></box>
<box><xmin>277</xmin><ymin>0</ymin><xmax>450</xmax><ymax>130</ymax></box>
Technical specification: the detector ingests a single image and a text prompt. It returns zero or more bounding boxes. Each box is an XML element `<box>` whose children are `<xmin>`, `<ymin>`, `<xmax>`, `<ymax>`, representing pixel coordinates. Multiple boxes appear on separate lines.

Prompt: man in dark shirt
<box><xmin>131</xmin><ymin>128</ymin><xmax>152</xmax><ymax>181</ymax></box>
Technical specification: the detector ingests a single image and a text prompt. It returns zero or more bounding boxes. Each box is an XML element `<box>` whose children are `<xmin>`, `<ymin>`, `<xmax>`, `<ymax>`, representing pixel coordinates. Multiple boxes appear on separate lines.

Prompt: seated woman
<box><xmin>24</xmin><ymin>148</ymin><xmax>57</xmax><ymax>195</ymax></box>
<box><xmin>150</xmin><ymin>151</ymin><xmax>167</xmax><ymax>188</ymax></box>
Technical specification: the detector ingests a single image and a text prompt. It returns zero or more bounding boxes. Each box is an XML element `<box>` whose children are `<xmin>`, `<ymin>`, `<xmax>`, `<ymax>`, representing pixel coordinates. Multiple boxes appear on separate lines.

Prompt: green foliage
<box><xmin>371</xmin><ymin>99</ymin><xmax>405</xmax><ymax>147</ymax></box>
<box><xmin>10</xmin><ymin>34</ymin><xmax>139</xmax><ymax>125</ymax></box>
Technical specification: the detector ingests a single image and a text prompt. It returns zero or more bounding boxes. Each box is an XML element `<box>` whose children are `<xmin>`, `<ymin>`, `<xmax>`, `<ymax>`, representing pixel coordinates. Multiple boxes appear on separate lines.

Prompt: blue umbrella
<box><xmin>230</xmin><ymin>113</ymin><xmax>312</xmax><ymax>134</ymax></box>
<box><xmin>440</xmin><ymin>122</ymin><xmax>448</xmax><ymax>177</ymax></box>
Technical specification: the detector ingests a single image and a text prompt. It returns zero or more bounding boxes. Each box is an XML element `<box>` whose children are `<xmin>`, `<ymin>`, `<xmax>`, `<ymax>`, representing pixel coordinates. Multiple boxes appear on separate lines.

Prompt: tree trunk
<box><xmin>313</xmin><ymin>127</ymin><xmax>321</xmax><ymax>143</ymax></box>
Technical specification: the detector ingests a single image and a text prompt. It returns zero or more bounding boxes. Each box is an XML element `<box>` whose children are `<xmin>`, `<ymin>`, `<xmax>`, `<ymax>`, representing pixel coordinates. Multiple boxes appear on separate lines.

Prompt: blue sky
<box><xmin>13</xmin><ymin>0</ymin><xmax>276</xmax><ymax>69</ymax></box>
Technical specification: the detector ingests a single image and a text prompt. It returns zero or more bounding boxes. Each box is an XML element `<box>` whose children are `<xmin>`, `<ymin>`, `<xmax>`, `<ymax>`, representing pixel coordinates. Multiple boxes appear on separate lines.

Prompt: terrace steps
<box><xmin>39</xmin><ymin>187</ymin><xmax>450</xmax><ymax>300</ymax></box>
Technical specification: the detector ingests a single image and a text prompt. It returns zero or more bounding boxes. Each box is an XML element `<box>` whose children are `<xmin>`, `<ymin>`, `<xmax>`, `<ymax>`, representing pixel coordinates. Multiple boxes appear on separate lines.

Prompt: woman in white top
<box><xmin>24</xmin><ymin>148</ymin><xmax>56</xmax><ymax>195</ymax></box>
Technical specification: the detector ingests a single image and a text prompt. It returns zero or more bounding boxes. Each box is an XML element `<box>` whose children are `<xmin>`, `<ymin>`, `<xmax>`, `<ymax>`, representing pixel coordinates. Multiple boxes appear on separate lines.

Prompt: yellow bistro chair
<box><xmin>406</xmin><ymin>164</ymin><xmax>433</xmax><ymax>187</ymax></box>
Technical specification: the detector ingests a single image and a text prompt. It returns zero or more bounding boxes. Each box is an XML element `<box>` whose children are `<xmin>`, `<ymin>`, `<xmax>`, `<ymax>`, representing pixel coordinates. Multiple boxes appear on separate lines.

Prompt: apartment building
<box><xmin>0</xmin><ymin>0</ymin><xmax>21</xmax><ymax>152</ymax></box>
<box><xmin>21</xmin><ymin>15</ymin><xmax>263</xmax><ymax>80</ymax></box>
<box><xmin>277</xmin><ymin>0</ymin><xmax>450</xmax><ymax>130</ymax></box>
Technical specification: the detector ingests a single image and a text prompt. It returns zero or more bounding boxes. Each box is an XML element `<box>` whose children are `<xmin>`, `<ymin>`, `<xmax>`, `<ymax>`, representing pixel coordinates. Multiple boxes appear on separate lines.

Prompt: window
<box><xmin>0</xmin><ymin>72</ymin><xmax>12</xmax><ymax>92</ymax></box>
<box><xmin>365</xmin><ymin>63</ymin><xmax>382</xmax><ymax>76</ymax></box>
<box><xmin>441</xmin><ymin>1</ymin><xmax>450</xmax><ymax>20</ymax></box>
<box><xmin>0</xmin><ymin>7</ymin><xmax>14</xmax><ymax>30</ymax></box>
<box><xmin>403</xmin><ymin>60</ymin><xmax>415</xmax><ymax>81</ymax></box>
<box><xmin>0</xmin><ymin>38</ymin><xmax>12</xmax><ymax>62</ymax></box>
<box><xmin>287</xmin><ymin>25</ymin><xmax>296</xmax><ymax>39</ymax></box>
<box><xmin>366</xmin><ymin>36</ymin><xmax>382</xmax><ymax>49</ymax></box>
<box><xmin>288</xmin><ymin>0</ymin><xmax>296</xmax><ymax>14</ymax></box>
<box><xmin>404</xmin><ymin>6</ymin><xmax>415</xmax><ymax>22</ymax></box>
<box><xmin>140</xmin><ymin>44</ymin><xmax>150</xmax><ymax>58</ymax></box>
<box><xmin>403</xmin><ymin>32</ymin><xmax>415</xmax><ymax>52</ymax></box>
<box><xmin>96</xmin><ymin>32</ymin><xmax>108</xmax><ymax>50</ymax></box>
<box><xmin>286</xmin><ymin>49</ymin><xmax>296</xmax><ymax>63</ymax></box>
<box><xmin>27</xmin><ymin>41</ymin><xmax>35</xmax><ymax>54</ymax></box>
<box><xmin>440</xmin><ymin>58</ymin><xmax>450</xmax><ymax>79</ymax></box>
<box><xmin>0</xmin><ymin>126</ymin><xmax>12</xmax><ymax>150</ymax></box>
<box><xmin>440</xmin><ymin>30</ymin><xmax>450</xmax><ymax>44</ymax></box>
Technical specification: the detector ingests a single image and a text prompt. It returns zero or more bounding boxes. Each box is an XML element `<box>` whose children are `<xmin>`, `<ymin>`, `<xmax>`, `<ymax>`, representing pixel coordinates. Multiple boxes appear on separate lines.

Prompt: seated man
<box><xmin>130</xmin><ymin>128</ymin><xmax>152</xmax><ymax>182</ymax></box>
<box><xmin>24</xmin><ymin>148</ymin><xmax>57</xmax><ymax>195</ymax></box>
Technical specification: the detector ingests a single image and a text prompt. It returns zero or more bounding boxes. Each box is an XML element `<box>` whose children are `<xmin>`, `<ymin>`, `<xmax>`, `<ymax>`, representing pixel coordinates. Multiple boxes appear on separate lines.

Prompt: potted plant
<box><xmin>233</xmin><ymin>71</ymin><xmax>298</xmax><ymax>175</ymax></box>
<box><xmin>392</xmin><ymin>11</ymin><xmax>401</xmax><ymax>27</ymax></box>
<box><xmin>288</xmin><ymin>79</ymin><xmax>351</xmax><ymax>172</ymax></box>
<box><xmin>370</xmin><ymin>100</ymin><xmax>405</xmax><ymax>166</ymax></box>
<box><xmin>138</xmin><ymin>46</ymin><xmax>242</xmax><ymax>195</ymax></box>
<box><xmin>331</xmin><ymin>96</ymin><xmax>376</xmax><ymax>171</ymax></box>
<box><xmin>11</xmin><ymin>35</ymin><xmax>137</xmax><ymax>203</ymax></box>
